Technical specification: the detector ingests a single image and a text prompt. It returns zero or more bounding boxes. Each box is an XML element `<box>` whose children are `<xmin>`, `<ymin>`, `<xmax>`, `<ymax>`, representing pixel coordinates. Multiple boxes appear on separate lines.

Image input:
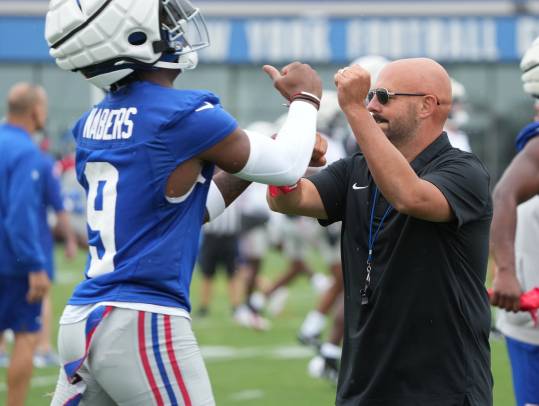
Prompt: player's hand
<box><xmin>309</xmin><ymin>132</ymin><xmax>328</xmax><ymax>167</ymax></box>
<box><xmin>27</xmin><ymin>270</ymin><xmax>51</xmax><ymax>303</ymax></box>
<box><xmin>490</xmin><ymin>270</ymin><xmax>522</xmax><ymax>312</ymax></box>
<box><xmin>263</xmin><ymin>62</ymin><xmax>322</xmax><ymax>101</ymax></box>
<box><xmin>334</xmin><ymin>65</ymin><xmax>371</xmax><ymax>111</ymax></box>
<box><xmin>521</xmin><ymin>36</ymin><xmax>539</xmax><ymax>98</ymax></box>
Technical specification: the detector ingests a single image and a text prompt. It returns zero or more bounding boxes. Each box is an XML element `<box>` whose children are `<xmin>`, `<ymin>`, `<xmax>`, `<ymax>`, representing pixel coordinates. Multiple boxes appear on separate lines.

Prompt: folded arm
<box><xmin>490</xmin><ymin>137</ymin><xmax>539</xmax><ymax>311</ymax></box>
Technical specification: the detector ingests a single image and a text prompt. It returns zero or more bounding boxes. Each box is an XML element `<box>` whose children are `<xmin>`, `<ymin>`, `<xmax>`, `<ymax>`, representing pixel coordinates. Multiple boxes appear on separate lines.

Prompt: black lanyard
<box><xmin>361</xmin><ymin>187</ymin><xmax>392</xmax><ymax>306</ymax></box>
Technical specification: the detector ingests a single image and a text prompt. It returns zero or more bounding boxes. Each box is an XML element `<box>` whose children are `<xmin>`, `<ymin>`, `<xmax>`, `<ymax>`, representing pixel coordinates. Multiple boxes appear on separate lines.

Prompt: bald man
<box><xmin>0</xmin><ymin>83</ymin><xmax>51</xmax><ymax>406</ymax></box>
<box><xmin>268</xmin><ymin>58</ymin><xmax>492</xmax><ymax>405</ymax></box>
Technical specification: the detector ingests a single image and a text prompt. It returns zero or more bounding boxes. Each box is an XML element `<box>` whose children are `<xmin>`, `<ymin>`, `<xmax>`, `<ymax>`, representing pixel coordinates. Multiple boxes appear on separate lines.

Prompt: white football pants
<box><xmin>50</xmin><ymin>307</ymin><xmax>214</xmax><ymax>406</ymax></box>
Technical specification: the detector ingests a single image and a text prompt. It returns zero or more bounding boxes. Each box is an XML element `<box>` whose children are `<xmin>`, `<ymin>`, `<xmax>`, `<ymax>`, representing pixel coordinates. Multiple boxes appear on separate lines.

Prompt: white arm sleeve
<box><xmin>234</xmin><ymin>100</ymin><xmax>317</xmax><ymax>186</ymax></box>
<box><xmin>205</xmin><ymin>181</ymin><xmax>226</xmax><ymax>221</ymax></box>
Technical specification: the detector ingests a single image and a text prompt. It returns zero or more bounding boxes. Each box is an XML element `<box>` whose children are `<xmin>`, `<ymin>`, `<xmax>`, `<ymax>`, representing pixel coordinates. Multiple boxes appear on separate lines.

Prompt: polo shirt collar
<box><xmin>2</xmin><ymin>123</ymin><xmax>31</xmax><ymax>138</ymax></box>
<box><xmin>410</xmin><ymin>132</ymin><xmax>452</xmax><ymax>173</ymax></box>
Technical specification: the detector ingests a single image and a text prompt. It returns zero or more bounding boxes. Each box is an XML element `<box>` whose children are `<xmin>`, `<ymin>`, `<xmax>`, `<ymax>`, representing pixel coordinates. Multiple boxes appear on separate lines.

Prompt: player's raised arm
<box><xmin>197</xmin><ymin>62</ymin><xmax>324</xmax><ymax>221</ymax></box>
<box><xmin>200</xmin><ymin>62</ymin><xmax>322</xmax><ymax>185</ymax></box>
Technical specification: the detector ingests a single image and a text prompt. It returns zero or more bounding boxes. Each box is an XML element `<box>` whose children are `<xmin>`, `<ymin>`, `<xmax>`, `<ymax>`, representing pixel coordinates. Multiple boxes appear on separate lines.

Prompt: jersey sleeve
<box><xmin>161</xmin><ymin>96</ymin><xmax>238</xmax><ymax>164</ymax></box>
<box><xmin>42</xmin><ymin>156</ymin><xmax>65</xmax><ymax>212</ymax></box>
<box><xmin>422</xmin><ymin>154</ymin><xmax>491</xmax><ymax>227</ymax></box>
<box><xmin>307</xmin><ymin>157</ymin><xmax>351</xmax><ymax>224</ymax></box>
<box><xmin>5</xmin><ymin>149</ymin><xmax>46</xmax><ymax>273</ymax></box>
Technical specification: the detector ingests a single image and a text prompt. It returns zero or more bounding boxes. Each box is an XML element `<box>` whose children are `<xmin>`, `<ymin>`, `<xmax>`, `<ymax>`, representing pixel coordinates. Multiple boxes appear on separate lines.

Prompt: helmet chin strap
<box><xmin>154</xmin><ymin>50</ymin><xmax>199</xmax><ymax>71</ymax></box>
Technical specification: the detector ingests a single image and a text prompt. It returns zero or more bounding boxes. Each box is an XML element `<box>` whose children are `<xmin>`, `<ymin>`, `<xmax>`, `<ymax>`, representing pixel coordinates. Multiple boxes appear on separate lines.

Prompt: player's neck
<box><xmin>137</xmin><ymin>70</ymin><xmax>181</xmax><ymax>88</ymax></box>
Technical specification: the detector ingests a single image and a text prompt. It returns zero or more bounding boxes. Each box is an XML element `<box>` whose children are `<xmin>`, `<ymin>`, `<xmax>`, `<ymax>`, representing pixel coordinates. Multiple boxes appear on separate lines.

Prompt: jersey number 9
<box><xmin>85</xmin><ymin>162</ymin><xmax>118</xmax><ymax>278</ymax></box>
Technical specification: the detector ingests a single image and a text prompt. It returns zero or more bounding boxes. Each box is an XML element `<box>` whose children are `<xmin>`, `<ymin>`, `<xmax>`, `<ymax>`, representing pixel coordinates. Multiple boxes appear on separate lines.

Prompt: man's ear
<box><xmin>417</xmin><ymin>95</ymin><xmax>438</xmax><ymax>118</ymax></box>
<box><xmin>31</xmin><ymin>105</ymin><xmax>40</xmax><ymax>129</ymax></box>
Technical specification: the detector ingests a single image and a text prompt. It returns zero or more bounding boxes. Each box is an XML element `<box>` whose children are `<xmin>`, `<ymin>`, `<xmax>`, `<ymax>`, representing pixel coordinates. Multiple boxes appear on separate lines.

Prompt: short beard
<box><xmin>384</xmin><ymin>104</ymin><xmax>420</xmax><ymax>147</ymax></box>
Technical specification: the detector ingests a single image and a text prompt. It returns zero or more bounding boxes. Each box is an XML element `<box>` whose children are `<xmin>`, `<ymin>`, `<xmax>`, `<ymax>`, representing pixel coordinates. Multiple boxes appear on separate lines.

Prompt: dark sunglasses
<box><xmin>367</xmin><ymin>88</ymin><xmax>439</xmax><ymax>105</ymax></box>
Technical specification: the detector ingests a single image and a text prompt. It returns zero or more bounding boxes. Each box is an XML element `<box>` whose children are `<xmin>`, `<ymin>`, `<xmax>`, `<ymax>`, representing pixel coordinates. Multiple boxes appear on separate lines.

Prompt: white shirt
<box><xmin>496</xmin><ymin>196</ymin><xmax>539</xmax><ymax>345</ymax></box>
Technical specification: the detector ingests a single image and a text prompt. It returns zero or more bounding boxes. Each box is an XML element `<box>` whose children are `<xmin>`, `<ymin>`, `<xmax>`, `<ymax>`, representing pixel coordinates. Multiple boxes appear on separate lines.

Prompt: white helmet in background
<box><xmin>521</xmin><ymin>36</ymin><xmax>539</xmax><ymax>98</ymax></box>
<box><xmin>350</xmin><ymin>55</ymin><xmax>390</xmax><ymax>86</ymax></box>
<box><xmin>317</xmin><ymin>90</ymin><xmax>341</xmax><ymax>135</ymax></box>
<box><xmin>450</xmin><ymin>77</ymin><xmax>467</xmax><ymax>103</ymax></box>
<box><xmin>45</xmin><ymin>0</ymin><xmax>210</xmax><ymax>90</ymax></box>
<box><xmin>447</xmin><ymin>77</ymin><xmax>469</xmax><ymax>128</ymax></box>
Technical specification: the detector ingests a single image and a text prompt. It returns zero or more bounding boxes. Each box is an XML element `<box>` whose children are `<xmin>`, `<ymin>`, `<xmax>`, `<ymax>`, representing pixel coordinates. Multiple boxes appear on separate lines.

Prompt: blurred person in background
<box><xmin>247</xmin><ymin>111</ymin><xmax>337</xmax><ymax>319</ymax></box>
<box><xmin>445</xmin><ymin>77</ymin><xmax>472</xmax><ymax>152</ymax></box>
<box><xmin>296</xmin><ymin>91</ymin><xmax>345</xmax><ymax>344</ymax></box>
<box><xmin>0</xmin><ymin>82</ymin><xmax>51</xmax><ymax>406</ymax></box>
<box><xmin>268</xmin><ymin>58</ymin><xmax>492</xmax><ymax>405</ymax></box>
<box><xmin>490</xmin><ymin>36</ymin><xmax>539</xmax><ymax>406</ymax></box>
<box><xmin>56</xmin><ymin>131</ymin><xmax>89</xmax><ymax>249</ymax></box>
<box><xmin>297</xmin><ymin>90</ymin><xmax>346</xmax><ymax>384</ymax></box>
<box><xmin>253</xmin><ymin>214</ymin><xmax>328</xmax><ymax>315</ymax></box>
<box><xmin>196</xmin><ymin>197</ymin><xmax>242</xmax><ymax>318</ymax></box>
<box><xmin>32</xmin><ymin>137</ymin><xmax>78</xmax><ymax>368</ymax></box>
<box><xmin>45</xmin><ymin>0</ymin><xmax>326</xmax><ymax>404</ymax></box>
<box><xmin>306</xmin><ymin>299</ymin><xmax>344</xmax><ymax>384</ymax></box>
<box><xmin>233</xmin><ymin>122</ymin><xmax>275</xmax><ymax>330</ymax></box>
<box><xmin>252</xmin><ymin>106</ymin><xmax>346</xmax><ymax>316</ymax></box>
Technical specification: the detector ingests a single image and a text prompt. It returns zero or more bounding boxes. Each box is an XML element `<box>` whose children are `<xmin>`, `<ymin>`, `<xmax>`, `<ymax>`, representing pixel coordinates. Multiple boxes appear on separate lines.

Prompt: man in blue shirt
<box><xmin>0</xmin><ymin>82</ymin><xmax>51</xmax><ymax>406</ymax></box>
<box><xmin>0</xmin><ymin>145</ymin><xmax>79</xmax><ymax>369</ymax></box>
<box><xmin>32</xmin><ymin>148</ymin><xmax>78</xmax><ymax>368</ymax></box>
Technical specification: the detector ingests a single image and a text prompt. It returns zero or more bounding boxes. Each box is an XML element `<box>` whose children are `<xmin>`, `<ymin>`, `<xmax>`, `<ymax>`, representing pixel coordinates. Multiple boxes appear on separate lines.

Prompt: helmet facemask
<box><xmin>160</xmin><ymin>0</ymin><xmax>209</xmax><ymax>55</ymax></box>
<box><xmin>153</xmin><ymin>0</ymin><xmax>208</xmax><ymax>71</ymax></box>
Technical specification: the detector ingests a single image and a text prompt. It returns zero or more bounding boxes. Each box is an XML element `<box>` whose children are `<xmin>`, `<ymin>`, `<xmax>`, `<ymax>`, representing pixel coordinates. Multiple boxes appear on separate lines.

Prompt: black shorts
<box><xmin>198</xmin><ymin>234</ymin><xmax>239</xmax><ymax>279</ymax></box>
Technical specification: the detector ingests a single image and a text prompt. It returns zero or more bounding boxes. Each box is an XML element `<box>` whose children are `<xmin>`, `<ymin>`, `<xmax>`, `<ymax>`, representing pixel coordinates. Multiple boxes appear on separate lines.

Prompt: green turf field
<box><xmin>1</xmin><ymin>248</ymin><xmax>515</xmax><ymax>405</ymax></box>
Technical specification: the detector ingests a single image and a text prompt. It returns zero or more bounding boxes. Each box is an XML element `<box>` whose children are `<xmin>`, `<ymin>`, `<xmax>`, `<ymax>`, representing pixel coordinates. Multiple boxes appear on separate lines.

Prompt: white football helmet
<box><xmin>45</xmin><ymin>0</ymin><xmax>210</xmax><ymax>89</ymax></box>
<box><xmin>317</xmin><ymin>90</ymin><xmax>346</xmax><ymax>137</ymax></box>
<box><xmin>317</xmin><ymin>90</ymin><xmax>340</xmax><ymax>131</ymax></box>
<box><xmin>350</xmin><ymin>55</ymin><xmax>390</xmax><ymax>86</ymax></box>
<box><xmin>450</xmin><ymin>77</ymin><xmax>467</xmax><ymax>103</ymax></box>
<box><xmin>521</xmin><ymin>36</ymin><xmax>539</xmax><ymax>98</ymax></box>
<box><xmin>447</xmin><ymin>77</ymin><xmax>469</xmax><ymax>129</ymax></box>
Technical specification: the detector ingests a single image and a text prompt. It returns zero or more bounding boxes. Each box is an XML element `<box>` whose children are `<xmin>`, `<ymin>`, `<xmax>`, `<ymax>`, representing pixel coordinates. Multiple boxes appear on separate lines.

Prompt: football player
<box><xmin>490</xmin><ymin>35</ymin><xmax>539</xmax><ymax>406</ymax></box>
<box><xmin>444</xmin><ymin>77</ymin><xmax>472</xmax><ymax>152</ymax></box>
<box><xmin>45</xmin><ymin>0</ymin><xmax>325</xmax><ymax>404</ymax></box>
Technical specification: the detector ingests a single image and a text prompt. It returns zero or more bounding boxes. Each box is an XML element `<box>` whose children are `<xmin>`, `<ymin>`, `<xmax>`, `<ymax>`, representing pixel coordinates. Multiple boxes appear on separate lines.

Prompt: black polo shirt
<box><xmin>308</xmin><ymin>133</ymin><xmax>493</xmax><ymax>406</ymax></box>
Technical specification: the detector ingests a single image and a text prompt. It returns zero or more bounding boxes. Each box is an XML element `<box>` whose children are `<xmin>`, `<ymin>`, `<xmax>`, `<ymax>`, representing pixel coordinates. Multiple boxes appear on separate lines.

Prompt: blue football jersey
<box><xmin>69</xmin><ymin>81</ymin><xmax>238</xmax><ymax>312</ymax></box>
